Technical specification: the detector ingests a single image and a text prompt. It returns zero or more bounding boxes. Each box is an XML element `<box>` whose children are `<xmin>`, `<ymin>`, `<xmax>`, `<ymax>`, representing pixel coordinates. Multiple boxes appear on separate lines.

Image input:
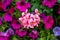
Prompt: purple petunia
<box><xmin>29</xmin><ymin>30</ymin><xmax>38</xmax><ymax>39</ymax></box>
<box><xmin>42</xmin><ymin>0</ymin><xmax>57</xmax><ymax>8</ymax></box>
<box><xmin>15</xmin><ymin>29</ymin><xmax>27</xmax><ymax>37</ymax></box>
<box><xmin>16</xmin><ymin>0</ymin><xmax>30</xmax><ymax>12</ymax></box>
<box><xmin>3</xmin><ymin>13</ymin><xmax>12</xmax><ymax>22</ymax></box>
<box><xmin>53</xmin><ymin>27</ymin><xmax>60</xmax><ymax>36</ymax></box>
<box><xmin>11</xmin><ymin>19</ymin><xmax>21</xmax><ymax>30</ymax></box>
<box><xmin>6</xmin><ymin>28</ymin><xmax>14</xmax><ymax>36</ymax></box>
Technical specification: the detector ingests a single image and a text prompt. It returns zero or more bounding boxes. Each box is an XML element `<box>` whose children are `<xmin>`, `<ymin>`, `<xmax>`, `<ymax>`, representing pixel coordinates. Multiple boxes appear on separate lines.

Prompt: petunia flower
<box><xmin>16</xmin><ymin>0</ymin><xmax>30</xmax><ymax>12</ymax></box>
<box><xmin>53</xmin><ymin>27</ymin><xmax>60</xmax><ymax>36</ymax></box>
<box><xmin>0</xmin><ymin>32</ymin><xmax>9</xmax><ymax>37</ymax></box>
<box><xmin>29</xmin><ymin>30</ymin><xmax>38</xmax><ymax>39</ymax></box>
<box><xmin>19</xmin><ymin>9</ymin><xmax>40</xmax><ymax>29</ymax></box>
<box><xmin>40</xmin><ymin>13</ymin><xmax>54</xmax><ymax>30</ymax></box>
<box><xmin>6</xmin><ymin>28</ymin><xmax>14</xmax><ymax>36</ymax></box>
<box><xmin>11</xmin><ymin>19</ymin><xmax>21</xmax><ymax>30</ymax></box>
<box><xmin>0</xmin><ymin>32</ymin><xmax>9</xmax><ymax>40</ymax></box>
<box><xmin>0</xmin><ymin>0</ymin><xmax>12</xmax><ymax>11</ymax></box>
<box><xmin>0</xmin><ymin>36</ymin><xmax>9</xmax><ymax>40</ymax></box>
<box><xmin>15</xmin><ymin>29</ymin><xmax>27</xmax><ymax>37</ymax></box>
<box><xmin>42</xmin><ymin>0</ymin><xmax>57</xmax><ymax>8</ymax></box>
<box><xmin>0</xmin><ymin>17</ymin><xmax>3</xmax><ymax>25</ymax></box>
<box><xmin>3</xmin><ymin>13</ymin><xmax>12</xmax><ymax>22</ymax></box>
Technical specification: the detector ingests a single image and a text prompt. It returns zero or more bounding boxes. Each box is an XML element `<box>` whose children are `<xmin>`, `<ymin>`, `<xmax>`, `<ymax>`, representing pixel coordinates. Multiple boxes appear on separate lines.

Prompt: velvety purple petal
<box><xmin>6</xmin><ymin>28</ymin><xmax>14</xmax><ymax>36</ymax></box>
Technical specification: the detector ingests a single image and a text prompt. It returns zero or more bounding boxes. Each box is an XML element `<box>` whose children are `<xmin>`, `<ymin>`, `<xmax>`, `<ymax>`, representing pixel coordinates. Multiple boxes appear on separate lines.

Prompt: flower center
<box><xmin>20</xmin><ymin>2</ymin><xmax>25</xmax><ymax>5</ymax></box>
<box><xmin>48</xmin><ymin>0</ymin><xmax>51</xmax><ymax>1</ymax></box>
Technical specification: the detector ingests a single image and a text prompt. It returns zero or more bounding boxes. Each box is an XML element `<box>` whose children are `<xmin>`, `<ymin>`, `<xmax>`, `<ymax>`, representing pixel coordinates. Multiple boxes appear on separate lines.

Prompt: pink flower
<box><xmin>42</xmin><ymin>0</ymin><xmax>57</xmax><ymax>8</ymax></box>
<box><xmin>16</xmin><ymin>0</ymin><xmax>30</xmax><ymax>12</ymax></box>
<box><xmin>3</xmin><ymin>13</ymin><xmax>12</xmax><ymax>22</ymax></box>
<box><xmin>19</xmin><ymin>9</ymin><xmax>40</xmax><ymax>29</ymax></box>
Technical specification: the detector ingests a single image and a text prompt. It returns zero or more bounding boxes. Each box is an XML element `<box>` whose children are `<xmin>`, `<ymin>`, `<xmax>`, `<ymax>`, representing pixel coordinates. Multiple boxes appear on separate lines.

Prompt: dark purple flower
<box><xmin>15</xmin><ymin>29</ymin><xmax>27</xmax><ymax>37</ymax></box>
<box><xmin>53</xmin><ymin>27</ymin><xmax>60</xmax><ymax>36</ymax></box>
<box><xmin>16</xmin><ymin>0</ymin><xmax>30</xmax><ymax>12</ymax></box>
<box><xmin>3</xmin><ymin>13</ymin><xmax>12</xmax><ymax>22</ymax></box>
<box><xmin>0</xmin><ymin>17</ymin><xmax>3</xmax><ymax>25</ymax></box>
<box><xmin>29</xmin><ymin>30</ymin><xmax>38</xmax><ymax>39</ymax></box>
<box><xmin>11</xmin><ymin>19</ymin><xmax>21</xmax><ymax>30</ymax></box>
<box><xmin>9</xmin><ymin>6</ymin><xmax>14</xmax><ymax>14</ymax></box>
<box><xmin>42</xmin><ymin>0</ymin><xmax>57</xmax><ymax>8</ymax></box>
<box><xmin>6</xmin><ymin>28</ymin><xmax>14</xmax><ymax>36</ymax></box>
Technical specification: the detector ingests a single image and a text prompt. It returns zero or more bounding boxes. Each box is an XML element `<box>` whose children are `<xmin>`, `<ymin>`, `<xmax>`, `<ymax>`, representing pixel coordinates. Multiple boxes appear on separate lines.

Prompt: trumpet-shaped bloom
<box><xmin>6</xmin><ymin>28</ymin><xmax>14</xmax><ymax>36</ymax></box>
<box><xmin>53</xmin><ymin>27</ymin><xmax>60</xmax><ymax>36</ymax></box>
<box><xmin>42</xmin><ymin>0</ymin><xmax>57</xmax><ymax>8</ymax></box>
<box><xmin>40</xmin><ymin>13</ymin><xmax>54</xmax><ymax>30</ymax></box>
<box><xmin>3</xmin><ymin>13</ymin><xmax>12</xmax><ymax>22</ymax></box>
<box><xmin>16</xmin><ymin>0</ymin><xmax>30</xmax><ymax>12</ymax></box>
<box><xmin>11</xmin><ymin>19</ymin><xmax>21</xmax><ymax>30</ymax></box>
<box><xmin>29</xmin><ymin>30</ymin><xmax>38</xmax><ymax>39</ymax></box>
<box><xmin>15</xmin><ymin>29</ymin><xmax>27</xmax><ymax>37</ymax></box>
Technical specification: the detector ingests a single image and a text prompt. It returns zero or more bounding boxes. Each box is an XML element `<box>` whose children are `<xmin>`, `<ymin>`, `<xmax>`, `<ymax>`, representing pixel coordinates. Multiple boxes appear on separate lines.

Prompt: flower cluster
<box><xmin>19</xmin><ymin>9</ymin><xmax>40</xmax><ymax>29</ymax></box>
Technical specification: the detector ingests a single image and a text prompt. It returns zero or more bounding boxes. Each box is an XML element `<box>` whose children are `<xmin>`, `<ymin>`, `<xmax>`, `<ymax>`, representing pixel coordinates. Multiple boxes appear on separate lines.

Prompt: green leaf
<box><xmin>58</xmin><ymin>0</ymin><xmax>60</xmax><ymax>3</ymax></box>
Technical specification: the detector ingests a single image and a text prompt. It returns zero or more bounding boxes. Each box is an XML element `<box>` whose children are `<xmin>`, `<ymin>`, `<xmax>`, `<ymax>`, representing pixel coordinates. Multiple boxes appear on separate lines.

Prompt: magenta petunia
<box><xmin>0</xmin><ymin>0</ymin><xmax>12</xmax><ymax>11</ymax></box>
<box><xmin>16</xmin><ymin>0</ymin><xmax>30</xmax><ymax>12</ymax></box>
<box><xmin>42</xmin><ymin>0</ymin><xmax>57</xmax><ymax>8</ymax></box>
<box><xmin>0</xmin><ymin>36</ymin><xmax>9</xmax><ymax>40</ymax></box>
<box><xmin>3</xmin><ymin>13</ymin><xmax>12</xmax><ymax>22</ymax></box>
<box><xmin>40</xmin><ymin>13</ymin><xmax>54</xmax><ymax>30</ymax></box>
<box><xmin>29</xmin><ymin>30</ymin><xmax>38</xmax><ymax>39</ymax></box>
<box><xmin>15</xmin><ymin>29</ymin><xmax>27</xmax><ymax>37</ymax></box>
<box><xmin>0</xmin><ymin>32</ymin><xmax>9</xmax><ymax>40</ymax></box>
<box><xmin>11</xmin><ymin>19</ymin><xmax>21</xmax><ymax>30</ymax></box>
<box><xmin>44</xmin><ymin>16</ymin><xmax>54</xmax><ymax>30</ymax></box>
